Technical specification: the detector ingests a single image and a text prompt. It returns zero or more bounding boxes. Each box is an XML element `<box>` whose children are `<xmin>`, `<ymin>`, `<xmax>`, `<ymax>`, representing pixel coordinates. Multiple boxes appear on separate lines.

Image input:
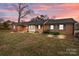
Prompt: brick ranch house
<box><xmin>12</xmin><ymin>18</ymin><xmax>77</xmax><ymax>35</ymax></box>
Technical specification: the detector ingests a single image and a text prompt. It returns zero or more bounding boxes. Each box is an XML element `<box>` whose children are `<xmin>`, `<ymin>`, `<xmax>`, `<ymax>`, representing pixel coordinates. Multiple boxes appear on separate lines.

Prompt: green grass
<box><xmin>0</xmin><ymin>30</ymin><xmax>79</xmax><ymax>56</ymax></box>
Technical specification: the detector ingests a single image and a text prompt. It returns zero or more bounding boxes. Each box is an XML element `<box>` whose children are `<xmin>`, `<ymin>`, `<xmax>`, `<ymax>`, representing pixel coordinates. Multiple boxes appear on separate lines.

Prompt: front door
<box><xmin>29</xmin><ymin>25</ymin><xmax>35</xmax><ymax>32</ymax></box>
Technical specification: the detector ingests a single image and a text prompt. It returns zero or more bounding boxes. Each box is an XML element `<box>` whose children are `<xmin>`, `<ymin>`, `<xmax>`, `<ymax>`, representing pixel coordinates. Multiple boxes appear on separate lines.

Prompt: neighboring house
<box><xmin>12</xmin><ymin>18</ymin><xmax>77</xmax><ymax>35</ymax></box>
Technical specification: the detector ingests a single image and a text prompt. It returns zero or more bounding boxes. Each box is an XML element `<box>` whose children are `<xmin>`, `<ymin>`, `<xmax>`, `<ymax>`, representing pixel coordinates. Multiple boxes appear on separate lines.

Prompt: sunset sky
<box><xmin>0</xmin><ymin>3</ymin><xmax>79</xmax><ymax>22</ymax></box>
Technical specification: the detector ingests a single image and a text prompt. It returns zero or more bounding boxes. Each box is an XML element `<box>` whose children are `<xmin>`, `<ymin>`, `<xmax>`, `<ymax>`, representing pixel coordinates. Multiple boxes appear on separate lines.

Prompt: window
<box><xmin>13</xmin><ymin>25</ymin><xmax>15</xmax><ymax>29</ymax></box>
<box><xmin>50</xmin><ymin>25</ymin><xmax>54</xmax><ymax>29</ymax></box>
<box><xmin>59</xmin><ymin>24</ymin><xmax>64</xmax><ymax>30</ymax></box>
<box><xmin>29</xmin><ymin>25</ymin><xmax>35</xmax><ymax>32</ymax></box>
<box><xmin>29</xmin><ymin>25</ymin><xmax>35</xmax><ymax>29</ymax></box>
<box><xmin>38</xmin><ymin>25</ymin><xmax>41</xmax><ymax>29</ymax></box>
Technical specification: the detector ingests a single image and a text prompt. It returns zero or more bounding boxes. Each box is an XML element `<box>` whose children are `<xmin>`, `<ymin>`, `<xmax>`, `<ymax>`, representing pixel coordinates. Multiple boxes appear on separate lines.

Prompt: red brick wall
<box><xmin>65</xmin><ymin>24</ymin><xmax>74</xmax><ymax>35</ymax></box>
<box><xmin>35</xmin><ymin>25</ymin><xmax>44</xmax><ymax>33</ymax></box>
<box><xmin>13</xmin><ymin>24</ymin><xmax>74</xmax><ymax>35</ymax></box>
<box><xmin>43</xmin><ymin>24</ymin><xmax>74</xmax><ymax>35</ymax></box>
<box><xmin>15</xmin><ymin>26</ymin><xmax>28</xmax><ymax>32</ymax></box>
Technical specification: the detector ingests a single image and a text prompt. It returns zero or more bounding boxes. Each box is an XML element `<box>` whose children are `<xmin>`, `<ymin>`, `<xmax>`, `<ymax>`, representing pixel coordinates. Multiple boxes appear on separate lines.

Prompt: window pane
<box><xmin>13</xmin><ymin>26</ymin><xmax>15</xmax><ymax>29</ymax></box>
<box><xmin>38</xmin><ymin>25</ymin><xmax>41</xmax><ymax>29</ymax></box>
<box><xmin>29</xmin><ymin>25</ymin><xmax>35</xmax><ymax>30</ymax></box>
<box><xmin>50</xmin><ymin>25</ymin><xmax>54</xmax><ymax>29</ymax></box>
<box><xmin>59</xmin><ymin>24</ymin><xmax>64</xmax><ymax>30</ymax></box>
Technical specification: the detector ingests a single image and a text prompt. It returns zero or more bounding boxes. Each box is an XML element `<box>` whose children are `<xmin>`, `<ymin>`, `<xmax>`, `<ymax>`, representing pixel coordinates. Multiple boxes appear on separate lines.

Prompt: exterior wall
<box><xmin>43</xmin><ymin>24</ymin><xmax>74</xmax><ymax>35</ymax></box>
<box><xmin>28</xmin><ymin>25</ymin><xmax>44</xmax><ymax>33</ymax></box>
<box><xmin>28</xmin><ymin>25</ymin><xmax>36</xmax><ymax>33</ymax></box>
<box><xmin>13</xmin><ymin>25</ymin><xmax>28</xmax><ymax>32</ymax></box>
<box><xmin>12</xmin><ymin>24</ymin><xmax>74</xmax><ymax>35</ymax></box>
<box><xmin>43</xmin><ymin>24</ymin><xmax>49</xmax><ymax>31</ymax></box>
<box><xmin>35</xmin><ymin>25</ymin><xmax>44</xmax><ymax>33</ymax></box>
<box><xmin>65</xmin><ymin>24</ymin><xmax>74</xmax><ymax>35</ymax></box>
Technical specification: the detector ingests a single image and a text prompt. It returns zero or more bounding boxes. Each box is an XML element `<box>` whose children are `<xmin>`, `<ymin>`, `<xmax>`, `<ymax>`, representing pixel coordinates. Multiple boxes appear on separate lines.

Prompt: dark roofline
<box><xmin>13</xmin><ymin>18</ymin><xmax>78</xmax><ymax>26</ymax></box>
<box><xmin>28</xmin><ymin>19</ymin><xmax>47</xmax><ymax>25</ymax></box>
<box><xmin>45</xmin><ymin>18</ymin><xmax>77</xmax><ymax>24</ymax></box>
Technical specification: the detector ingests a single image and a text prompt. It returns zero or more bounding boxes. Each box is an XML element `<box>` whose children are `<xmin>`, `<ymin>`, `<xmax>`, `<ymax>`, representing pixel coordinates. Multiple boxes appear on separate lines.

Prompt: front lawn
<box><xmin>0</xmin><ymin>30</ymin><xmax>79</xmax><ymax>56</ymax></box>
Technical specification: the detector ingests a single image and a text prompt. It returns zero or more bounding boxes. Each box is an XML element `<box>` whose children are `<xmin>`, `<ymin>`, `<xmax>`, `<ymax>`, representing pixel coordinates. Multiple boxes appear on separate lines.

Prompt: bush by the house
<box><xmin>43</xmin><ymin>30</ymin><xmax>60</xmax><ymax>35</ymax></box>
<box><xmin>43</xmin><ymin>30</ymin><xmax>50</xmax><ymax>34</ymax></box>
<box><xmin>49</xmin><ymin>32</ymin><xmax>60</xmax><ymax>35</ymax></box>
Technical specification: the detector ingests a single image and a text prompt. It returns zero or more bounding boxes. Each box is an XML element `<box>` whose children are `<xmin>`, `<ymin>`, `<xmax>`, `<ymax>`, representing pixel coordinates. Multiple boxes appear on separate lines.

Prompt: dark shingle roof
<box><xmin>28</xmin><ymin>19</ymin><xmax>47</xmax><ymax>25</ymax></box>
<box><xmin>46</xmin><ymin>18</ymin><xmax>77</xmax><ymax>24</ymax></box>
<box><xmin>15</xmin><ymin>18</ymin><xmax>77</xmax><ymax>26</ymax></box>
<box><xmin>16</xmin><ymin>22</ymin><xmax>29</xmax><ymax>26</ymax></box>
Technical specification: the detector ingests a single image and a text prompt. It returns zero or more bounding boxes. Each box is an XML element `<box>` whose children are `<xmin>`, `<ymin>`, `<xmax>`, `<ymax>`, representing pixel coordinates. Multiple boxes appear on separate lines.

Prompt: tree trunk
<box><xmin>18</xmin><ymin>4</ymin><xmax>21</xmax><ymax>23</ymax></box>
<box><xmin>18</xmin><ymin>14</ymin><xmax>20</xmax><ymax>23</ymax></box>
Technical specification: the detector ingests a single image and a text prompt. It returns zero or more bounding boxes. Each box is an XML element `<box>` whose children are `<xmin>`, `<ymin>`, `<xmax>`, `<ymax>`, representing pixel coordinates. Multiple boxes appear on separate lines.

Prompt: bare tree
<box><xmin>13</xmin><ymin>3</ymin><xmax>33</xmax><ymax>23</ymax></box>
<box><xmin>40</xmin><ymin>15</ymin><xmax>49</xmax><ymax>20</ymax></box>
<box><xmin>0</xmin><ymin>18</ymin><xmax>4</xmax><ymax>23</ymax></box>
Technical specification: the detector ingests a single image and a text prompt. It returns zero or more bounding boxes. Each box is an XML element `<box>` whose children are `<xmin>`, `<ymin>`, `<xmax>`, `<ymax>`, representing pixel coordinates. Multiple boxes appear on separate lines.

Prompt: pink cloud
<box><xmin>1</xmin><ymin>3</ymin><xmax>79</xmax><ymax>22</ymax></box>
<box><xmin>0</xmin><ymin>5</ymin><xmax>17</xmax><ymax>13</ymax></box>
<box><xmin>3</xmin><ymin>15</ymin><xmax>31</xmax><ymax>22</ymax></box>
<box><xmin>60</xmin><ymin>3</ymin><xmax>79</xmax><ymax>10</ymax></box>
<box><xmin>0</xmin><ymin>9</ymin><xmax>16</xmax><ymax>13</ymax></box>
<box><xmin>33</xmin><ymin>3</ymin><xmax>79</xmax><ymax>21</ymax></box>
<box><xmin>2</xmin><ymin>16</ymin><xmax>17</xmax><ymax>22</ymax></box>
<box><xmin>32</xmin><ymin>4</ymin><xmax>52</xmax><ymax>10</ymax></box>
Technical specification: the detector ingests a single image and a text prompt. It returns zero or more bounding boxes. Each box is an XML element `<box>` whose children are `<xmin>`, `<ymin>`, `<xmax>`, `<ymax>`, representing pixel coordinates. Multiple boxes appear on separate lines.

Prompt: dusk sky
<box><xmin>0</xmin><ymin>3</ymin><xmax>79</xmax><ymax>22</ymax></box>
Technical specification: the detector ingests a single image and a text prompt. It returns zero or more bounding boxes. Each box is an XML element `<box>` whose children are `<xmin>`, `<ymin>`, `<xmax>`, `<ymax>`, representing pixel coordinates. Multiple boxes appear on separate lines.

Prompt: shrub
<box><xmin>43</xmin><ymin>30</ymin><xmax>50</xmax><ymax>34</ymax></box>
<box><xmin>43</xmin><ymin>30</ymin><xmax>60</xmax><ymax>35</ymax></box>
<box><xmin>49</xmin><ymin>32</ymin><xmax>60</xmax><ymax>35</ymax></box>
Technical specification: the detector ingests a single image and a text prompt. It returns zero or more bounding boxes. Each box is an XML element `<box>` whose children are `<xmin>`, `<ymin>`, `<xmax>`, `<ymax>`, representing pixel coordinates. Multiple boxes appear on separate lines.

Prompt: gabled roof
<box><xmin>45</xmin><ymin>18</ymin><xmax>77</xmax><ymax>24</ymax></box>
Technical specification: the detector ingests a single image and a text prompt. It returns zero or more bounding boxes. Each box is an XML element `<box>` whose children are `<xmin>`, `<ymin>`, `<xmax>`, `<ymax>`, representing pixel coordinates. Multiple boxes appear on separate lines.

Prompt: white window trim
<box><xmin>59</xmin><ymin>24</ymin><xmax>64</xmax><ymax>30</ymax></box>
<box><xmin>50</xmin><ymin>25</ymin><xmax>54</xmax><ymax>29</ymax></box>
